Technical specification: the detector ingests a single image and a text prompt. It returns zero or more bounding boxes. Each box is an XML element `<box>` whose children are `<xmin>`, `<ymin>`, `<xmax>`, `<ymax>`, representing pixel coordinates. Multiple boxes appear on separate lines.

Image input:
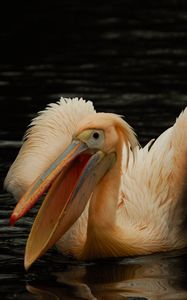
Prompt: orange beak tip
<box><xmin>9</xmin><ymin>212</ymin><xmax>19</xmax><ymax>226</ymax></box>
<box><xmin>24</xmin><ymin>263</ymin><xmax>30</xmax><ymax>272</ymax></box>
<box><xmin>24</xmin><ymin>256</ymin><xmax>34</xmax><ymax>271</ymax></box>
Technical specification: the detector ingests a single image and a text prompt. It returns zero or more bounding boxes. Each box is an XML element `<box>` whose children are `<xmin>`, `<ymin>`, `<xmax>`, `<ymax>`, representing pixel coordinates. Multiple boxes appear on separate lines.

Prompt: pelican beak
<box><xmin>10</xmin><ymin>139</ymin><xmax>116</xmax><ymax>270</ymax></box>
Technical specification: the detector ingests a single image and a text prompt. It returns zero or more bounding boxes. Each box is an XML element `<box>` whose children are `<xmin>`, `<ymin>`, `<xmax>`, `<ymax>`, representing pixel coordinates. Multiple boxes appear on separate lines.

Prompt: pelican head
<box><xmin>9</xmin><ymin>112</ymin><xmax>137</xmax><ymax>270</ymax></box>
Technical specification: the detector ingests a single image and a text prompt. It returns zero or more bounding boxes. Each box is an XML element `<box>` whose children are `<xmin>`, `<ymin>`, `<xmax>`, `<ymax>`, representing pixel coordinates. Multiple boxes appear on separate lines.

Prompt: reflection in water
<box><xmin>27</xmin><ymin>251</ymin><xmax>187</xmax><ymax>300</ymax></box>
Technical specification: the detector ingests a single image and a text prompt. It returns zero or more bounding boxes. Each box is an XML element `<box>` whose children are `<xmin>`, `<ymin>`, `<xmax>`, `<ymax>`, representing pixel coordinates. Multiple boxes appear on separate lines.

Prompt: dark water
<box><xmin>0</xmin><ymin>1</ymin><xmax>187</xmax><ymax>299</ymax></box>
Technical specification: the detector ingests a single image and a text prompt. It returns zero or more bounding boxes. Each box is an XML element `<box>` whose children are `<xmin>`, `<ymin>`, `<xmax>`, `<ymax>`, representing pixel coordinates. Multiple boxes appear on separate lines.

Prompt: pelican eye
<box><xmin>92</xmin><ymin>132</ymin><xmax>100</xmax><ymax>140</ymax></box>
<box><xmin>77</xmin><ymin>129</ymin><xmax>105</xmax><ymax>149</ymax></box>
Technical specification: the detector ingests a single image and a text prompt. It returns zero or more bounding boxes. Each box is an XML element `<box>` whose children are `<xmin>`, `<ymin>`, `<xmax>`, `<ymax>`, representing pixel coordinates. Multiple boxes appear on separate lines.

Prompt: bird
<box><xmin>4</xmin><ymin>97</ymin><xmax>187</xmax><ymax>270</ymax></box>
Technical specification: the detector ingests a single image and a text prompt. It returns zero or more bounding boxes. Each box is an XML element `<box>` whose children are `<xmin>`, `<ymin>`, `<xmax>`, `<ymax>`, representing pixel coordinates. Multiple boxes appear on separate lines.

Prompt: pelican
<box><xmin>4</xmin><ymin>97</ymin><xmax>187</xmax><ymax>270</ymax></box>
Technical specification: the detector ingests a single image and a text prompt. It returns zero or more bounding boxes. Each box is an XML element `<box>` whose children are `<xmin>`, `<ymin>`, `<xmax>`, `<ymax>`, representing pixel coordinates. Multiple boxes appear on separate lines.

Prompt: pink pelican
<box><xmin>4</xmin><ymin>98</ymin><xmax>187</xmax><ymax>270</ymax></box>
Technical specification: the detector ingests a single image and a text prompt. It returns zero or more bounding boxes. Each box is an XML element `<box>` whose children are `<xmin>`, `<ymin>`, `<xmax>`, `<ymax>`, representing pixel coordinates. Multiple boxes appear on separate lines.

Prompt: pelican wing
<box><xmin>120</xmin><ymin>107</ymin><xmax>187</xmax><ymax>249</ymax></box>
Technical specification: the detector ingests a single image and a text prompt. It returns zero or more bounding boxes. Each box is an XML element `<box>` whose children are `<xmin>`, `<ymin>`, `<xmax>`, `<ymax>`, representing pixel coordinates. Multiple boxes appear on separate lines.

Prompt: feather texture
<box><xmin>4</xmin><ymin>98</ymin><xmax>95</xmax><ymax>199</ymax></box>
<box><xmin>119</xmin><ymin>107</ymin><xmax>187</xmax><ymax>250</ymax></box>
<box><xmin>4</xmin><ymin>98</ymin><xmax>187</xmax><ymax>259</ymax></box>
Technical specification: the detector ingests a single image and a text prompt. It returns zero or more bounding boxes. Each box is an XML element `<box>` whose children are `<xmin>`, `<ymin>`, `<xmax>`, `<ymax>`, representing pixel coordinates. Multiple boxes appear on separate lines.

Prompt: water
<box><xmin>0</xmin><ymin>1</ymin><xmax>187</xmax><ymax>299</ymax></box>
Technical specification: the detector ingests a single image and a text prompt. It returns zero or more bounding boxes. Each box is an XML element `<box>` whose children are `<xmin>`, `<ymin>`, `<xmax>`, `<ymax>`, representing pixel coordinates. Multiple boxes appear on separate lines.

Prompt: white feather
<box><xmin>4</xmin><ymin>97</ymin><xmax>95</xmax><ymax>200</ymax></box>
<box><xmin>119</xmin><ymin>107</ymin><xmax>187</xmax><ymax>249</ymax></box>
